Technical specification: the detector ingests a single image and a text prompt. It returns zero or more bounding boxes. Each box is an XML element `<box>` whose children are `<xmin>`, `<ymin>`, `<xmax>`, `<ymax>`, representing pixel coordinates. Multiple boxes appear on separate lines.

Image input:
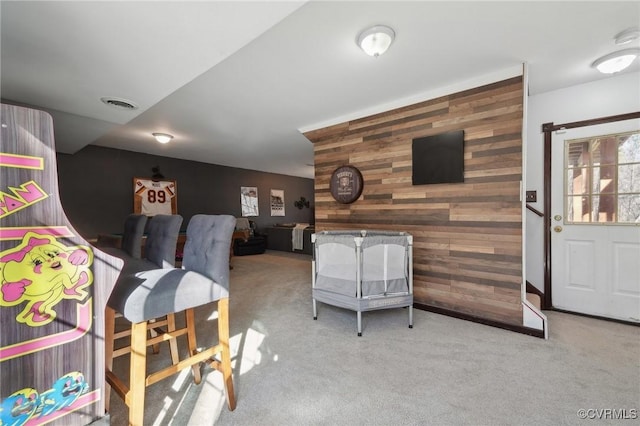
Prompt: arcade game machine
<box><xmin>0</xmin><ymin>103</ymin><xmax>123</xmax><ymax>425</ymax></box>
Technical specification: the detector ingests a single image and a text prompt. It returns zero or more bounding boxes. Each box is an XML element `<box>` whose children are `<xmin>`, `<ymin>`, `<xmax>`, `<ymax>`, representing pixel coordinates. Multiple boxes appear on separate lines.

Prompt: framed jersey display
<box><xmin>133</xmin><ymin>177</ymin><xmax>177</xmax><ymax>216</ymax></box>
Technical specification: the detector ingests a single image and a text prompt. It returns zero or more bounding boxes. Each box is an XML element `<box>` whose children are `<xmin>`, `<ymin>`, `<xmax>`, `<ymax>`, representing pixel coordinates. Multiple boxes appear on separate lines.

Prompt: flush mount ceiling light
<box><xmin>357</xmin><ymin>25</ymin><xmax>395</xmax><ymax>57</ymax></box>
<box><xmin>152</xmin><ymin>132</ymin><xmax>173</xmax><ymax>144</ymax></box>
<box><xmin>592</xmin><ymin>48</ymin><xmax>640</xmax><ymax>74</ymax></box>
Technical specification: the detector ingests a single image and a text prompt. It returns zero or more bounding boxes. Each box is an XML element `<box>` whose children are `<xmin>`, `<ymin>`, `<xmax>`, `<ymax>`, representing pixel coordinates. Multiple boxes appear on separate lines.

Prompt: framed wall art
<box><xmin>133</xmin><ymin>177</ymin><xmax>177</xmax><ymax>216</ymax></box>
<box><xmin>330</xmin><ymin>165</ymin><xmax>363</xmax><ymax>204</ymax></box>
<box><xmin>270</xmin><ymin>189</ymin><xmax>285</xmax><ymax>216</ymax></box>
<box><xmin>241</xmin><ymin>186</ymin><xmax>259</xmax><ymax>216</ymax></box>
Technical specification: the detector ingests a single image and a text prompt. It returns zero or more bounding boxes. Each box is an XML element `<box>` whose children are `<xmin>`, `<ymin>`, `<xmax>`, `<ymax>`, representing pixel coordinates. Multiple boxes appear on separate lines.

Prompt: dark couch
<box><xmin>233</xmin><ymin>219</ymin><xmax>267</xmax><ymax>256</ymax></box>
<box><xmin>233</xmin><ymin>234</ymin><xmax>266</xmax><ymax>256</ymax></box>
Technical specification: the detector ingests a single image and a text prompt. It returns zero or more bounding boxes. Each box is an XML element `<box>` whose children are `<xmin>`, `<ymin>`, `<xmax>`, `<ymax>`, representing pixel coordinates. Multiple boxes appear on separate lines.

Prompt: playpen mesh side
<box><xmin>314</xmin><ymin>233</ymin><xmax>410</xmax><ymax>298</ymax></box>
<box><xmin>314</xmin><ymin>236</ymin><xmax>357</xmax><ymax>297</ymax></box>
<box><xmin>361</xmin><ymin>235</ymin><xmax>410</xmax><ymax>297</ymax></box>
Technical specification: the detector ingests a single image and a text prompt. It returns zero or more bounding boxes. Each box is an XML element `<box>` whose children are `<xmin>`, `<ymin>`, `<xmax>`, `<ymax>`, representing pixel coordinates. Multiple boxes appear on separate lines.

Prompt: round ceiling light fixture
<box><xmin>152</xmin><ymin>132</ymin><xmax>173</xmax><ymax>144</ymax></box>
<box><xmin>100</xmin><ymin>96</ymin><xmax>139</xmax><ymax>110</ymax></box>
<box><xmin>357</xmin><ymin>25</ymin><xmax>395</xmax><ymax>57</ymax></box>
<box><xmin>592</xmin><ymin>48</ymin><xmax>640</xmax><ymax>74</ymax></box>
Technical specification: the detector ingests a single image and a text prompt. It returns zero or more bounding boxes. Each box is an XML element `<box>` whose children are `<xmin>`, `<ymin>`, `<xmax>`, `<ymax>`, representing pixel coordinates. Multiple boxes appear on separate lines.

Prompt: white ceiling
<box><xmin>2</xmin><ymin>1</ymin><xmax>639</xmax><ymax>179</ymax></box>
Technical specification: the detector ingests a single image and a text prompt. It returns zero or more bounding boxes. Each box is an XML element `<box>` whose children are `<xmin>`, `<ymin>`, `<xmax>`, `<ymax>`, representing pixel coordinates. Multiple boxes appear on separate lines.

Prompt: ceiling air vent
<box><xmin>100</xmin><ymin>97</ymin><xmax>139</xmax><ymax>110</ymax></box>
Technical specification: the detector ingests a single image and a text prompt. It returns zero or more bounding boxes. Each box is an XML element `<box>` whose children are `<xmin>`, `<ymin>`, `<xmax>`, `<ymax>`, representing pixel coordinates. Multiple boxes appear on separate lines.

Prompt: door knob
<box><xmin>554</xmin><ymin>226</ymin><xmax>563</xmax><ymax>233</ymax></box>
<box><xmin>554</xmin><ymin>215</ymin><xmax>562</xmax><ymax>221</ymax></box>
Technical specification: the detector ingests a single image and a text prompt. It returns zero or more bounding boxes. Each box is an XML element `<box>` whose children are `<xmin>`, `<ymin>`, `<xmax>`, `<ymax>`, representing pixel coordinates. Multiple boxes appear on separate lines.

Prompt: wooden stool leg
<box><xmin>185</xmin><ymin>308</ymin><xmax>202</xmax><ymax>384</ymax></box>
<box><xmin>167</xmin><ymin>313</ymin><xmax>180</xmax><ymax>365</ymax></box>
<box><xmin>148</xmin><ymin>318</ymin><xmax>160</xmax><ymax>354</ymax></box>
<box><xmin>217</xmin><ymin>298</ymin><xmax>236</xmax><ymax>411</ymax></box>
<box><xmin>128</xmin><ymin>321</ymin><xmax>148</xmax><ymax>426</ymax></box>
<box><xmin>104</xmin><ymin>306</ymin><xmax>115</xmax><ymax>413</ymax></box>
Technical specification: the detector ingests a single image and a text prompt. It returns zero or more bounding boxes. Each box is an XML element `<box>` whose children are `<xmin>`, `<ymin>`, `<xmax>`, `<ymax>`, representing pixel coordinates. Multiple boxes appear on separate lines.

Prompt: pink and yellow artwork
<box><xmin>0</xmin><ymin>232</ymin><xmax>93</xmax><ymax>327</ymax></box>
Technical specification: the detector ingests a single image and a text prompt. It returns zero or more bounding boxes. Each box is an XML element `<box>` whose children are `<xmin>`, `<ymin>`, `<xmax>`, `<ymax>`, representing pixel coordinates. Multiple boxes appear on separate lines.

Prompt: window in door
<box><xmin>565</xmin><ymin>131</ymin><xmax>640</xmax><ymax>224</ymax></box>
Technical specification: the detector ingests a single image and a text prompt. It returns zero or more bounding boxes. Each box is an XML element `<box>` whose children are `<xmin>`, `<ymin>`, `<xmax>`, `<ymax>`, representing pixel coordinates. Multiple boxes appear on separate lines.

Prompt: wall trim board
<box><xmin>414</xmin><ymin>303</ymin><xmax>545</xmax><ymax>339</ymax></box>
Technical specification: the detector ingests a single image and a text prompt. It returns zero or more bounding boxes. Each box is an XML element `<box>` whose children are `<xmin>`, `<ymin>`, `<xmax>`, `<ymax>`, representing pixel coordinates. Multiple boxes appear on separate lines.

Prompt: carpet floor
<box><xmin>107</xmin><ymin>250</ymin><xmax>640</xmax><ymax>425</ymax></box>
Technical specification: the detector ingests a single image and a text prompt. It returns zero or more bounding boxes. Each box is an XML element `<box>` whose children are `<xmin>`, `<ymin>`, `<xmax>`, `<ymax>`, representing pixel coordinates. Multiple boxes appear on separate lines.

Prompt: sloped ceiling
<box><xmin>2</xmin><ymin>1</ymin><xmax>639</xmax><ymax>179</ymax></box>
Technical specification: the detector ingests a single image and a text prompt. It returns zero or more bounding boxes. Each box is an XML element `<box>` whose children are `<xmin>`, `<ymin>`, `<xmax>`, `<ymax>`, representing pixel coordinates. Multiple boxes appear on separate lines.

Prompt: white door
<box><xmin>551</xmin><ymin>119</ymin><xmax>640</xmax><ymax>322</ymax></box>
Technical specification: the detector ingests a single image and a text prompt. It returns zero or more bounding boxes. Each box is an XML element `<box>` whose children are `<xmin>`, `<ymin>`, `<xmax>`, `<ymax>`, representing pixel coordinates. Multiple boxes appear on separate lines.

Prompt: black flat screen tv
<box><xmin>412</xmin><ymin>130</ymin><xmax>465</xmax><ymax>185</ymax></box>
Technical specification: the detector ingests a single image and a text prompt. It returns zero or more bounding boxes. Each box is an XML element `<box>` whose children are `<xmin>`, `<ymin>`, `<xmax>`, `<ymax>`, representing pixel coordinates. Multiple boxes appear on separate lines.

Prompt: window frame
<box><xmin>563</xmin><ymin>130</ymin><xmax>640</xmax><ymax>225</ymax></box>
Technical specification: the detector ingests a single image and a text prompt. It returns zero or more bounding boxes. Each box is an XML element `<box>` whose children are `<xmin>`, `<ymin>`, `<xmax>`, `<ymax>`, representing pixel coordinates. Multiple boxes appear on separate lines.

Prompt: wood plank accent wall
<box><xmin>304</xmin><ymin>76</ymin><xmax>524</xmax><ymax>326</ymax></box>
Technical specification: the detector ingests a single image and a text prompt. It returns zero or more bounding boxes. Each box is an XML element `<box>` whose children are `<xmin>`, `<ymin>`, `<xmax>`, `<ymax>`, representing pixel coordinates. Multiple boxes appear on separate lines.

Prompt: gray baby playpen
<box><xmin>311</xmin><ymin>230</ymin><xmax>413</xmax><ymax>336</ymax></box>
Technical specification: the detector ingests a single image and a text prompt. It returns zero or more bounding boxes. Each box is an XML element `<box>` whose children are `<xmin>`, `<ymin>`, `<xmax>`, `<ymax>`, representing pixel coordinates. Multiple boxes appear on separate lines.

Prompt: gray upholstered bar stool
<box><xmin>120</xmin><ymin>214</ymin><xmax>148</xmax><ymax>258</ymax></box>
<box><xmin>104</xmin><ymin>214</ymin><xmax>183</xmax><ymax>413</ymax></box>
<box><xmin>142</xmin><ymin>214</ymin><xmax>183</xmax><ymax>268</ymax></box>
<box><xmin>105</xmin><ymin>214</ymin><xmax>237</xmax><ymax>426</ymax></box>
<box><xmin>101</xmin><ymin>214</ymin><xmax>179</xmax><ymax>265</ymax></box>
<box><xmin>140</xmin><ymin>214</ymin><xmax>183</xmax><ymax>354</ymax></box>
<box><xmin>97</xmin><ymin>214</ymin><xmax>147</xmax><ymax>259</ymax></box>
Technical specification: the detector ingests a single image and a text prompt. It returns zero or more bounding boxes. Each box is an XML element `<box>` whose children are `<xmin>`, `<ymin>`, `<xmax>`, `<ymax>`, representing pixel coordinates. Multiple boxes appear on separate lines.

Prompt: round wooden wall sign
<box><xmin>330</xmin><ymin>165</ymin><xmax>364</xmax><ymax>204</ymax></box>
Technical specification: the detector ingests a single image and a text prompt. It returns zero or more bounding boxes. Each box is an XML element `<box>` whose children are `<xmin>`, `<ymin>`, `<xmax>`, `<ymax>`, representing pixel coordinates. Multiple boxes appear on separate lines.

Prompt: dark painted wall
<box><xmin>57</xmin><ymin>145</ymin><xmax>314</xmax><ymax>239</ymax></box>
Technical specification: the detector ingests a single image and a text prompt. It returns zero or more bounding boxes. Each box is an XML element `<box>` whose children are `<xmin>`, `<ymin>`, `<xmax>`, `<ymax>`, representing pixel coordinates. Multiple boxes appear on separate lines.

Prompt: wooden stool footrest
<box><xmin>147</xmin><ymin>328</ymin><xmax>188</xmax><ymax>346</ymax></box>
<box><xmin>146</xmin><ymin>343</ymin><xmax>223</xmax><ymax>387</ymax></box>
<box><xmin>113</xmin><ymin>325</ymin><xmax>187</xmax><ymax>358</ymax></box>
<box><xmin>113</xmin><ymin>318</ymin><xmax>169</xmax><ymax>340</ymax></box>
<box><xmin>105</xmin><ymin>369</ymin><xmax>129</xmax><ymax>402</ymax></box>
